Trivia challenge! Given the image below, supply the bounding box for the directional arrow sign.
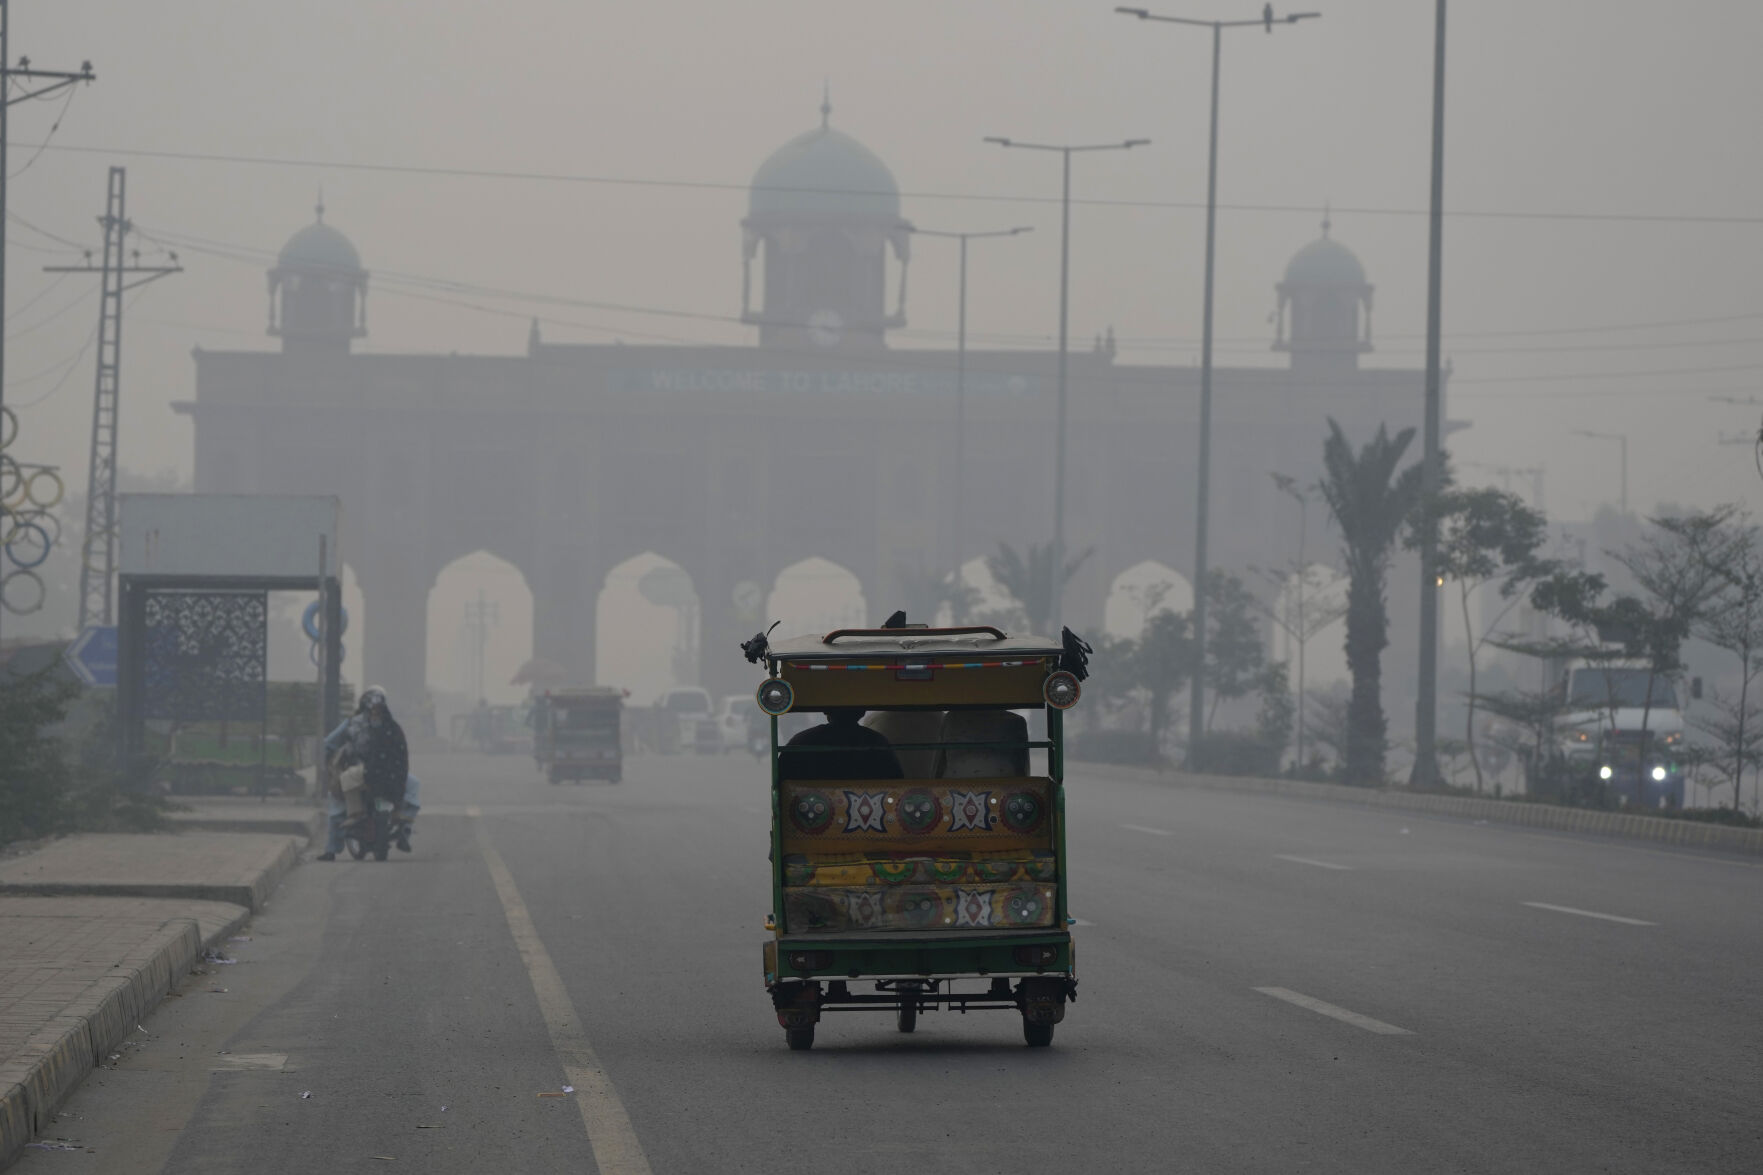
[65,625,118,688]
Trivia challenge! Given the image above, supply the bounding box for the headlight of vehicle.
[755,678,794,716]
[1044,671,1082,710]
[1663,731,1682,746]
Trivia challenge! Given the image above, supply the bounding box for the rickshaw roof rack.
[769,628,1065,661]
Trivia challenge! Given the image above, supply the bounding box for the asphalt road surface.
[20,750,1762,1174]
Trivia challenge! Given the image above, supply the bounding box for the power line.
[134,218,1763,364]
[29,139,1763,227]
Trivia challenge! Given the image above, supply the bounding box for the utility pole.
[0,1,94,642]
[911,225,1033,573]
[1411,0,1449,789]
[983,136,1147,627]
[47,167,180,628]
[1116,4,1320,768]
[464,589,499,701]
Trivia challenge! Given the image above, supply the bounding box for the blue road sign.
[65,625,118,688]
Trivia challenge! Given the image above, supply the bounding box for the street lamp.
[1572,430,1628,516]
[1115,4,1319,768]
[983,136,1148,626]
[912,225,1034,572]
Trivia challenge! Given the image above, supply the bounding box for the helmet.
[359,686,389,712]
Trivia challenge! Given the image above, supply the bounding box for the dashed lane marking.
[1522,901,1656,926]
[1273,854,1352,871]
[1121,823,1175,837]
[474,809,654,1175]
[1254,987,1414,1035]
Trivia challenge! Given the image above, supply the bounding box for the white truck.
[1552,659,1695,809]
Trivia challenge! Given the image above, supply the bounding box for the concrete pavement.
[0,822,310,1167]
[9,750,1762,1172]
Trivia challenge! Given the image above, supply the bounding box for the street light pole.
[1273,473,1310,768]
[1413,0,1449,790]
[983,137,1148,628]
[913,225,1034,575]
[1116,5,1319,767]
[1572,430,1628,516]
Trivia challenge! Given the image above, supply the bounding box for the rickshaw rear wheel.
[785,1026,815,1051]
[896,1001,917,1033]
[1023,1021,1054,1048]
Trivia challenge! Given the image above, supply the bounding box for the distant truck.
[1550,659,1696,809]
[531,687,624,784]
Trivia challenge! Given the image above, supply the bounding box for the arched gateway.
[178,109,1436,707]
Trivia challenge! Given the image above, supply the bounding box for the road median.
[1072,760,1763,857]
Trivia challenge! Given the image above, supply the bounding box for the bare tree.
[1660,506,1763,811]
[1408,486,1548,793]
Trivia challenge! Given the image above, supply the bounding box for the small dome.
[1283,232,1365,287]
[749,120,901,222]
[278,215,362,273]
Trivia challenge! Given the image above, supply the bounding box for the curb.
[0,836,300,913]
[0,904,251,1170]
[1072,761,1763,857]
[166,810,324,841]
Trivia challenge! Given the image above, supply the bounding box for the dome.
[277,215,362,273]
[1283,231,1365,287]
[749,119,901,222]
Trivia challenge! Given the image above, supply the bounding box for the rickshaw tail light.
[1044,671,1082,710]
[1013,945,1060,968]
[756,678,794,716]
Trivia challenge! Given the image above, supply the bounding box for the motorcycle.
[343,788,412,862]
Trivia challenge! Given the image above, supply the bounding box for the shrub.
[0,667,77,846]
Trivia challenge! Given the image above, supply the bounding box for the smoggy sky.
[6,0,1761,525]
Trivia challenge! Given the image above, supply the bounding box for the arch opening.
[768,557,868,635]
[1103,561,1192,641]
[597,553,700,706]
[426,552,535,733]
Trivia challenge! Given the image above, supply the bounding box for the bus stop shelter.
[115,494,342,788]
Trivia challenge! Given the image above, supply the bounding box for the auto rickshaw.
[745,622,1090,1049]
[533,687,624,783]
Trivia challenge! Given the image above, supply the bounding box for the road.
[20,750,1762,1174]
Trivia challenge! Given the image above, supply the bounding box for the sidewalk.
[0,832,301,911]
[0,825,309,1168]
[166,796,324,841]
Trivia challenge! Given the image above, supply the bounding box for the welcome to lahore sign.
[614,369,1039,397]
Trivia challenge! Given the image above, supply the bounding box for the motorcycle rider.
[316,686,411,861]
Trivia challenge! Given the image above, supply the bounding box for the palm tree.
[1318,419,1425,786]
[987,541,1094,636]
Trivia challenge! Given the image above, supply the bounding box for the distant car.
[656,686,720,754]
[716,695,762,753]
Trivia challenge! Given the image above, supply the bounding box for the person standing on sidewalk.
[317,687,412,861]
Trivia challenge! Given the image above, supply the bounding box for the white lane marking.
[1522,901,1656,926]
[1273,854,1352,871]
[1121,823,1175,837]
[475,816,654,1175]
[1254,987,1413,1036]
